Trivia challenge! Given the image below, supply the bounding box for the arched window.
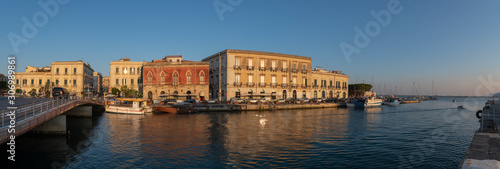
[235,89,241,98]
[282,90,287,99]
[314,91,317,98]
[186,70,192,84]
[172,71,179,85]
[199,71,205,84]
[160,71,165,84]
[302,90,306,98]
[147,71,153,85]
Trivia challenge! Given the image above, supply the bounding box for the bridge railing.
[1,96,84,128]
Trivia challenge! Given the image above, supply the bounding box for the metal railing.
[1,96,84,128]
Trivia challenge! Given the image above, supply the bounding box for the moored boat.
[347,97,383,108]
[154,105,197,114]
[383,98,400,106]
[400,97,420,104]
[105,98,153,115]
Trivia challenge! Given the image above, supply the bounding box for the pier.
[460,101,500,168]
[176,102,343,112]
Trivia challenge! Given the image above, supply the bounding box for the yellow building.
[109,58,144,92]
[15,60,96,97]
[202,49,348,102]
[103,76,110,92]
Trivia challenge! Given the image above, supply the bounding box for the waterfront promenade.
[460,101,500,168]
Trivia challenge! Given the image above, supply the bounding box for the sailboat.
[401,82,420,104]
[429,80,438,100]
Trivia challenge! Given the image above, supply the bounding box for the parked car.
[249,98,259,104]
[163,99,177,105]
[327,98,336,102]
[52,87,69,99]
[313,98,323,102]
[302,97,310,103]
[285,98,296,104]
[277,98,286,103]
[184,99,197,104]
[260,98,271,103]
[206,99,217,104]
[233,98,244,104]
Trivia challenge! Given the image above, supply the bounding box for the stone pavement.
[460,133,500,168]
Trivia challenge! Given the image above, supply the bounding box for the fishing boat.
[346,97,383,108]
[383,98,400,106]
[105,98,153,115]
[400,97,420,104]
[453,99,457,102]
[154,105,197,114]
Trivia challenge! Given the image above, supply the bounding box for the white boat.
[346,97,383,108]
[383,98,400,106]
[105,98,153,115]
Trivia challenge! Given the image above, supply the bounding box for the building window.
[65,68,68,74]
[314,79,318,85]
[236,75,240,82]
[235,58,240,66]
[272,76,276,83]
[138,79,140,85]
[64,80,67,85]
[293,77,297,84]
[116,79,119,85]
[73,80,76,85]
[122,79,126,85]
[200,73,205,83]
[73,68,77,74]
[293,63,296,70]
[272,61,276,68]
[261,75,264,83]
[160,72,165,84]
[39,79,42,85]
[131,78,134,85]
[186,71,191,83]
[303,64,306,70]
[138,68,141,74]
[123,67,127,74]
[31,79,34,85]
[283,62,287,69]
[173,72,179,84]
[16,79,19,85]
[283,77,286,84]
[248,75,253,83]
[177,59,180,62]
[248,59,253,67]
[314,91,317,98]
[56,68,59,74]
[260,60,264,68]
[131,67,135,74]
[116,68,119,74]
[47,79,50,84]
[56,79,59,85]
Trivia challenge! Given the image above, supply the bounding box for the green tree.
[348,83,373,97]
[111,87,121,96]
[29,89,37,97]
[0,81,7,90]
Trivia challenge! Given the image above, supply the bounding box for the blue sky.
[2,0,500,96]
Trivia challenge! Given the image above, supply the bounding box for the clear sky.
[2,0,500,96]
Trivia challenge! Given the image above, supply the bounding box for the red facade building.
[142,55,209,101]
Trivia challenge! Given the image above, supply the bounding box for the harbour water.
[1,98,487,168]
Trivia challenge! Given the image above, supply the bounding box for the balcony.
[301,70,308,74]
[342,87,347,90]
[246,82,254,87]
[281,83,288,87]
[271,83,277,87]
[172,82,179,87]
[321,85,327,89]
[301,84,308,88]
[291,68,298,73]
[258,66,266,71]
[259,82,266,87]
[281,68,288,72]
[313,84,319,88]
[234,65,241,70]
[336,86,341,89]
[233,82,242,87]
[246,66,254,71]
[328,86,335,89]
[291,84,298,88]
[270,67,278,72]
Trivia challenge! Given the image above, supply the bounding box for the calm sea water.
[1,98,487,168]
